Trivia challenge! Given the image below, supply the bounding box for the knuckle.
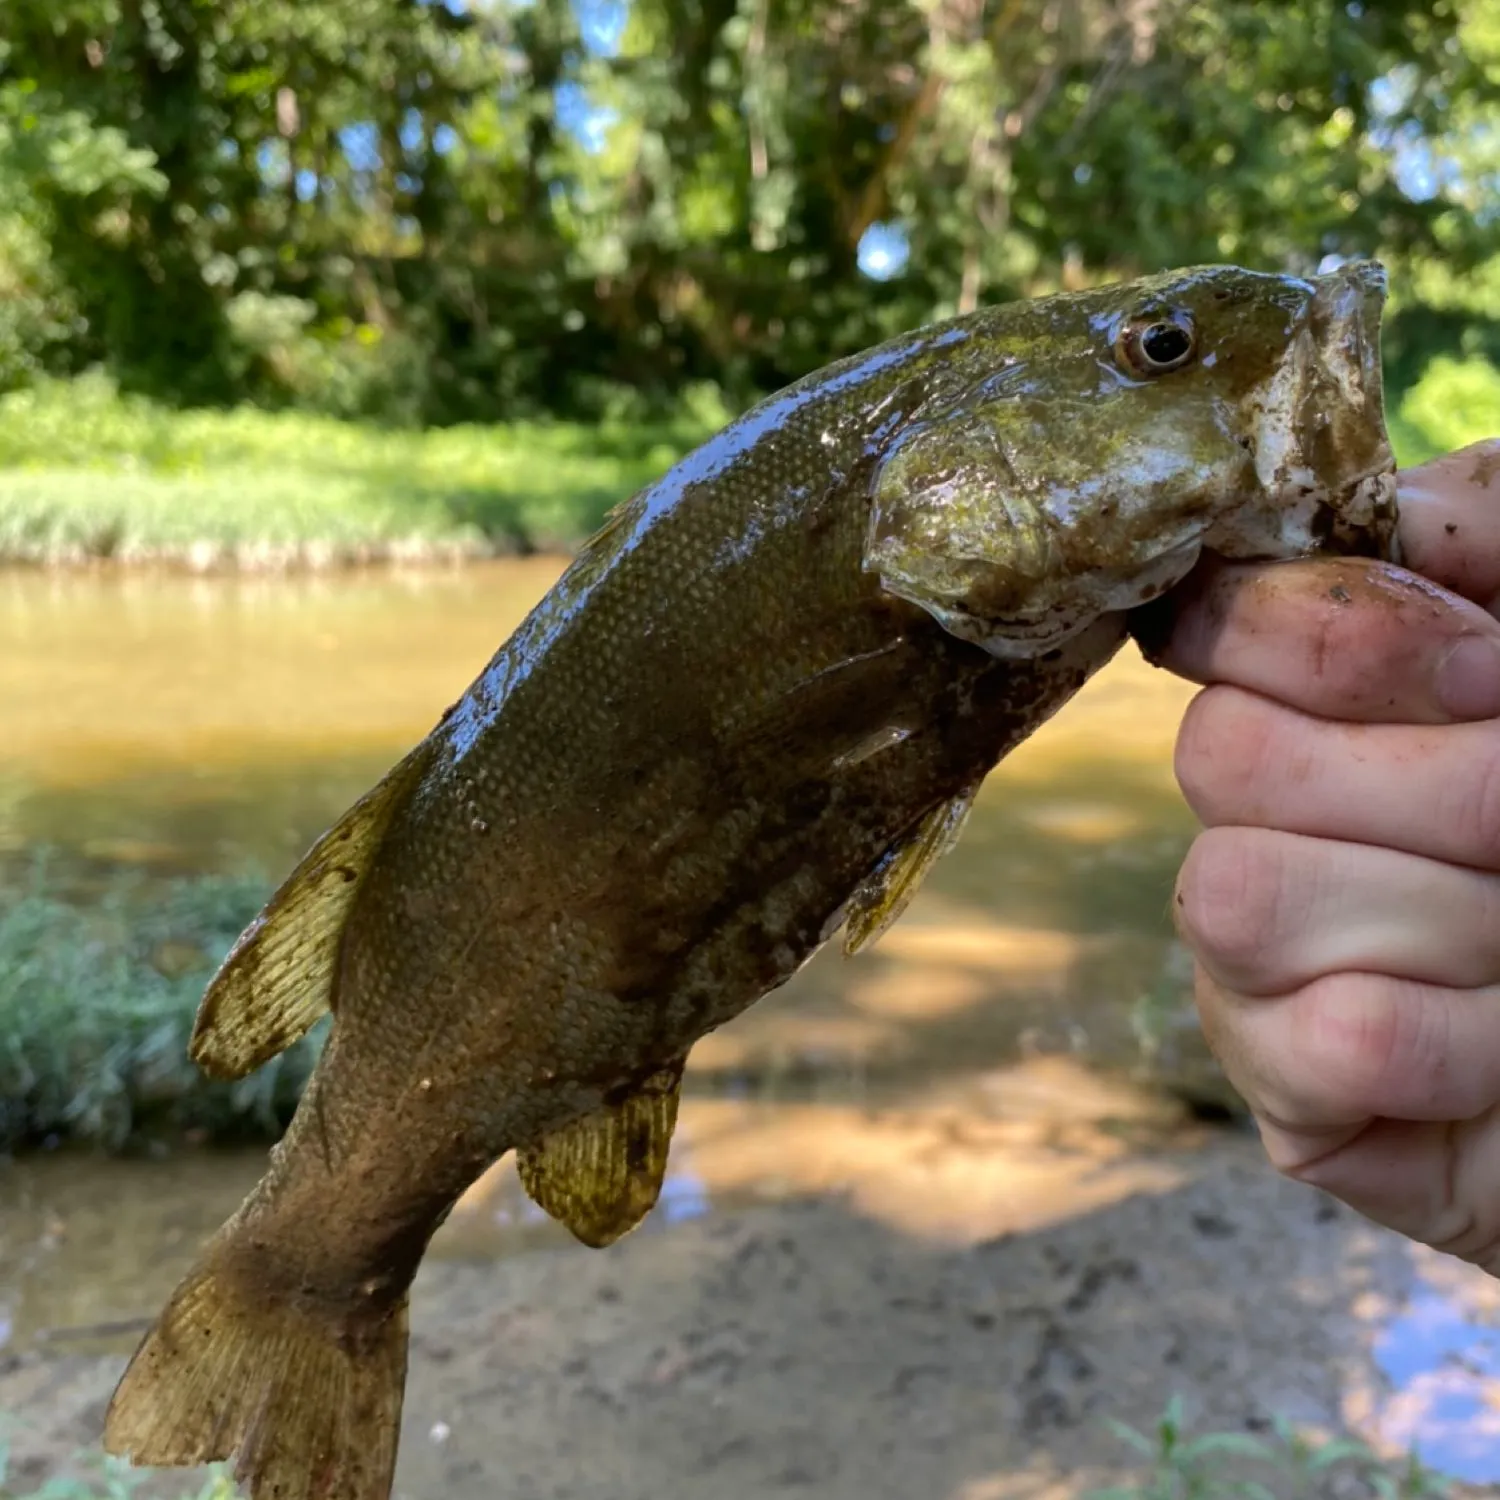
[1175,687,1279,821]
[1176,828,1291,987]
[1298,974,1450,1119]
[1188,969,1274,1115]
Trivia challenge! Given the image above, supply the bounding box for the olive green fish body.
[265,339,1135,1270]
[104,263,1398,1500]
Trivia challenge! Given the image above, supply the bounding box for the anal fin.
[517,1062,685,1248]
[190,737,436,1081]
[843,782,981,956]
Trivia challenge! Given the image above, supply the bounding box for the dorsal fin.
[189,738,436,1080]
[843,782,981,956]
[516,1062,686,1248]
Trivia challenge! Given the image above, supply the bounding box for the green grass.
[0,373,723,565]
[1087,1399,1456,1500]
[0,856,311,1152]
[0,356,1490,569]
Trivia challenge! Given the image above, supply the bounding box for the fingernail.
[1435,634,1500,719]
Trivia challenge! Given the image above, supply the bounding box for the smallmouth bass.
[104,263,1397,1500]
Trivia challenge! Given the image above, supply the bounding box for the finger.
[1396,439,1500,611]
[1176,685,1500,871]
[1194,968,1500,1138]
[1147,554,1500,724]
[1284,1113,1500,1274]
[1176,827,1500,995]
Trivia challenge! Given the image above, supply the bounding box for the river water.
[0,562,1496,1493]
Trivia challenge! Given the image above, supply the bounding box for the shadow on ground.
[3,1134,1488,1499]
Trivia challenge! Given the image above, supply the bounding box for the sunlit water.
[1,562,1496,1484]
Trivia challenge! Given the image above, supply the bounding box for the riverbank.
[0,376,718,567]
[2,1129,1487,1499]
[0,371,1475,569]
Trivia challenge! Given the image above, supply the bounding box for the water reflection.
[1358,1247,1500,1483]
[0,562,564,876]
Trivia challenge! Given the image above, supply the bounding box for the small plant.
[1086,1397,1453,1500]
[0,854,319,1151]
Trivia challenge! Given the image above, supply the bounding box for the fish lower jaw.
[936,537,1204,661]
[1202,465,1399,565]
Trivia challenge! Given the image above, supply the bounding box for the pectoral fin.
[843,783,981,956]
[517,1062,686,1248]
[189,738,436,1081]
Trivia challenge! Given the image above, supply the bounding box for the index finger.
[1134,440,1500,725]
[1138,553,1500,725]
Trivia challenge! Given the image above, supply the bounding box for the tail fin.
[103,1249,408,1500]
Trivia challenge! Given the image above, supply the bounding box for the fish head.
[866,261,1397,658]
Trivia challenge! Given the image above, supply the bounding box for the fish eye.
[1116,315,1197,377]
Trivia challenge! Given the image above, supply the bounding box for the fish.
[103,261,1397,1500]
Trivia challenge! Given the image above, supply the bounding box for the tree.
[0,0,1495,420]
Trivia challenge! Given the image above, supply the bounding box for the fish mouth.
[932,536,1207,661]
[1305,262,1392,490]
[1000,264,1399,659]
[1203,258,1398,568]
[1292,259,1399,563]
[877,262,1398,665]
[1311,261,1385,419]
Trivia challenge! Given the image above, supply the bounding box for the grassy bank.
[0,858,308,1152]
[0,375,723,567]
[0,360,1491,569]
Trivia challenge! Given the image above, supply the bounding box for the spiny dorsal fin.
[517,1062,686,1248]
[189,738,436,1081]
[843,782,981,956]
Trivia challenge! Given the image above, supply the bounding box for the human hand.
[1156,439,1500,1273]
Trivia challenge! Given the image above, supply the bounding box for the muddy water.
[2,563,1498,1492]
[0,563,1219,1100]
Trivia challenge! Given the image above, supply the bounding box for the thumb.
[1396,439,1500,613]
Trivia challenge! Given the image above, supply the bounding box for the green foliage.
[0,373,716,562]
[1087,1398,1454,1500]
[0,0,1494,423]
[1394,354,1500,465]
[0,854,317,1150]
[0,200,76,393]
